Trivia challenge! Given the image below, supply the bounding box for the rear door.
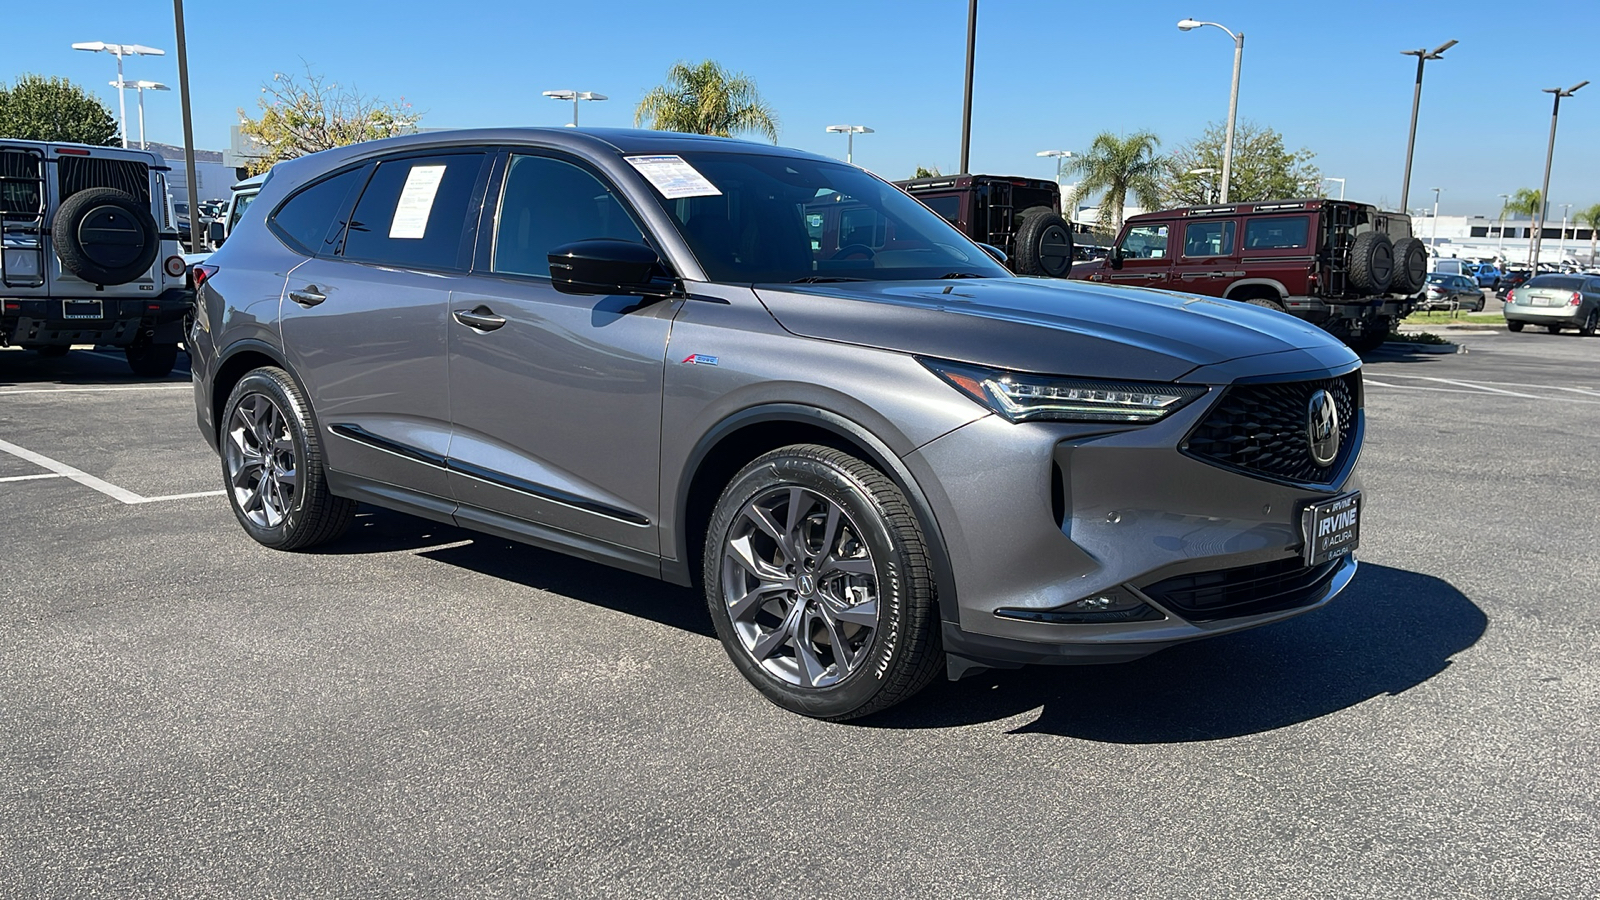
[1239,213,1314,296]
[1171,216,1238,297]
[1107,219,1175,288]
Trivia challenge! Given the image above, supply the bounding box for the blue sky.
[8,0,1597,217]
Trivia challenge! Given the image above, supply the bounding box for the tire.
[34,345,70,358]
[1347,232,1395,294]
[1390,237,1427,294]
[1243,296,1287,313]
[1507,321,1525,332]
[1546,325,1562,334]
[51,188,159,286]
[125,341,178,378]
[1580,309,1598,336]
[1011,206,1075,278]
[703,444,942,721]
[220,367,356,550]
[1345,319,1391,354]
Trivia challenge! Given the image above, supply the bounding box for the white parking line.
[0,472,67,483]
[1364,375,1600,404]
[0,436,222,504]
[0,385,192,396]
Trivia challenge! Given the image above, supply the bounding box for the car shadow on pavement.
[863,563,1485,740]
[0,347,192,386]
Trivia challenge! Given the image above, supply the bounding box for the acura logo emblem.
[1307,390,1340,466]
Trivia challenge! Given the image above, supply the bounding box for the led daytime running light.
[924,359,1205,423]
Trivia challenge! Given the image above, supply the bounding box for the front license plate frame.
[1301,492,1361,566]
[62,299,103,320]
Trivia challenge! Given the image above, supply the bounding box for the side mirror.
[977,242,1007,264]
[548,239,675,297]
[207,219,226,247]
[1109,248,1124,270]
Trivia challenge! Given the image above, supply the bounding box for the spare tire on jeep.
[51,187,159,286]
[1347,231,1395,294]
[1012,206,1075,278]
[1390,236,1428,294]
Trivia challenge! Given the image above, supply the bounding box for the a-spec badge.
[681,354,719,366]
[1307,389,1340,467]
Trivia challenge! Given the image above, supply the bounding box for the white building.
[1411,212,1595,267]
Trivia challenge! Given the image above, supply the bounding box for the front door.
[446,151,678,555]
[1108,220,1175,289]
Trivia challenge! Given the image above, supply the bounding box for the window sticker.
[625,155,722,199]
[389,164,448,239]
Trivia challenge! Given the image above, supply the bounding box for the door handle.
[453,305,507,331]
[288,286,326,307]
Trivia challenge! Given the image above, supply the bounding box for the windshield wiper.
[937,272,990,279]
[789,276,869,283]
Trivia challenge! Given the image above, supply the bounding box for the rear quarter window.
[1243,216,1309,250]
[269,167,367,256]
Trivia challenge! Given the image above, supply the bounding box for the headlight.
[922,358,1206,424]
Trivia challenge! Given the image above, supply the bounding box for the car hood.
[754,277,1353,382]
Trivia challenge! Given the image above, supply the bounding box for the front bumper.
[904,372,1362,672]
[1,288,193,347]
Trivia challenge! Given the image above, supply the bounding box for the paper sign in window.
[389,164,447,239]
[625,155,722,199]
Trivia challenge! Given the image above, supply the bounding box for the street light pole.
[542,90,608,127]
[1559,203,1572,265]
[1177,19,1243,203]
[1323,177,1346,200]
[959,0,977,174]
[171,1,201,253]
[110,80,169,149]
[1431,187,1442,248]
[1496,193,1510,259]
[1531,81,1588,269]
[72,41,166,148]
[1398,39,1457,214]
[826,125,874,164]
[1035,149,1072,185]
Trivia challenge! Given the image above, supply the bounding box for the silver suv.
[2,139,192,375]
[190,129,1365,720]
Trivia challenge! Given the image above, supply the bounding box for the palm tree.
[1502,187,1543,224]
[1063,131,1164,234]
[1575,203,1600,265]
[634,60,778,143]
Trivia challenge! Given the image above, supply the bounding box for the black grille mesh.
[1142,556,1341,622]
[1184,372,1360,484]
[58,156,150,205]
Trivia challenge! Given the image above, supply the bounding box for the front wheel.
[220,367,355,550]
[703,445,942,720]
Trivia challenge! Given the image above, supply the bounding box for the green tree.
[1159,121,1321,206]
[1575,203,1600,263]
[0,74,119,146]
[912,165,942,178]
[1503,187,1542,221]
[1063,131,1163,234]
[635,60,778,142]
[237,67,421,174]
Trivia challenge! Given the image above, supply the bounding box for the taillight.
[163,255,186,278]
[1570,291,1583,307]
[191,264,219,288]
[1504,289,1516,304]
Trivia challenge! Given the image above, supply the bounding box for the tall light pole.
[1496,193,1510,258]
[1323,177,1346,200]
[109,79,169,150]
[542,90,607,127]
[1187,167,1220,203]
[1431,187,1443,248]
[1035,149,1072,186]
[1531,81,1588,269]
[826,125,874,164]
[959,0,977,173]
[72,41,166,148]
[1558,203,1572,265]
[1177,19,1243,203]
[171,1,200,253]
[1398,39,1457,214]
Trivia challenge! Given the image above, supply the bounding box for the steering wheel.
[831,244,876,261]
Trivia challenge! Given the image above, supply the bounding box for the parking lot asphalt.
[2,335,1597,899]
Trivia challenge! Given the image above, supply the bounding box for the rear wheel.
[1242,296,1287,313]
[1580,309,1598,336]
[704,444,942,720]
[1546,325,1563,334]
[1345,320,1391,354]
[1507,321,1525,332]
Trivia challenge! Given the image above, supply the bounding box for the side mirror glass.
[207,219,226,246]
[977,242,1007,264]
[548,239,674,297]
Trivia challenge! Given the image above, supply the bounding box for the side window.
[342,153,486,270]
[269,167,366,255]
[491,154,645,278]
[1122,223,1169,259]
[839,206,887,249]
[1182,220,1236,257]
[1243,216,1310,250]
[921,195,961,226]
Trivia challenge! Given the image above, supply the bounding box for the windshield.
[635,152,1010,283]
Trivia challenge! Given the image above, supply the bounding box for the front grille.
[1183,372,1360,485]
[1141,556,1341,622]
[58,156,150,205]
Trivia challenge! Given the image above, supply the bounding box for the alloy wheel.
[721,486,880,688]
[224,392,298,529]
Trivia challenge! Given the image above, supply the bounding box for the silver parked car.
[189,129,1365,720]
[1503,274,1600,334]
[1417,272,1485,311]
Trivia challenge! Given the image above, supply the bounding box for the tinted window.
[1244,216,1310,249]
[922,195,960,225]
[491,155,645,278]
[1123,224,1169,258]
[1182,220,1235,257]
[342,153,485,270]
[271,168,365,255]
[1526,275,1585,290]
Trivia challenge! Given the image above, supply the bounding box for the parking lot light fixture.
[542,90,608,127]
[1398,39,1457,214]
[1431,187,1443,248]
[72,41,166,148]
[1497,193,1510,257]
[109,79,169,150]
[1036,149,1073,186]
[1531,81,1587,268]
[1186,167,1220,204]
[1323,176,1345,200]
[826,125,875,164]
[1177,19,1243,203]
